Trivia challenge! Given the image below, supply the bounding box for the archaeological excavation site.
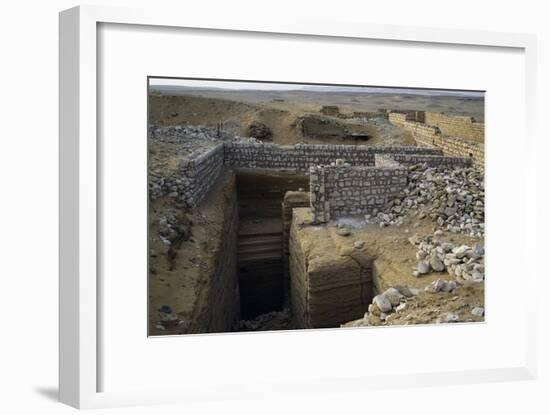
[148,80,486,335]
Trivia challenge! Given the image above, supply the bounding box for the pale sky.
[149,78,306,91]
[148,77,484,97]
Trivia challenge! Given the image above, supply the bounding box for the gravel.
[365,165,484,237]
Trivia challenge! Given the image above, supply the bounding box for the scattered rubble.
[342,278,485,328]
[247,121,272,141]
[364,165,484,237]
[233,308,292,332]
[408,233,485,281]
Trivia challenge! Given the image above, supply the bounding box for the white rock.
[394,285,414,297]
[417,261,430,274]
[353,240,365,249]
[383,288,404,306]
[472,270,484,281]
[442,280,457,292]
[425,279,446,293]
[437,313,460,323]
[471,307,485,317]
[429,252,446,272]
[395,303,408,312]
[416,250,428,260]
[373,294,392,313]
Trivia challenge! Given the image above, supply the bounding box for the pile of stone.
[233,308,291,332]
[369,285,418,321]
[149,172,196,202]
[354,277,484,326]
[157,211,189,246]
[148,124,225,146]
[365,164,484,237]
[409,233,485,282]
[247,121,272,141]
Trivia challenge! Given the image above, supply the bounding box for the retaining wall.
[177,143,224,207]
[424,112,484,142]
[391,153,472,168]
[172,140,457,208]
[434,136,484,168]
[309,163,408,223]
[225,142,376,171]
[391,117,484,169]
[224,141,442,172]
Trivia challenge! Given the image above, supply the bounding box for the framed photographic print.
[59,4,538,409]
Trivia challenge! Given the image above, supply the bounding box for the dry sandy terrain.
[148,86,485,334]
[149,87,483,146]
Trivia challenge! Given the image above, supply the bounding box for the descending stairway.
[237,218,284,319]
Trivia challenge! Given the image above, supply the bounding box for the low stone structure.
[424,111,484,142]
[390,153,472,168]
[389,114,484,169]
[177,143,224,207]
[152,129,476,215]
[320,105,340,116]
[224,141,443,172]
[309,161,408,223]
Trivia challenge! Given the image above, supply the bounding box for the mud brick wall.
[435,136,484,169]
[390,116,484,169]
[309,164,408,223]
[424,112,484,142]
[388,112,409,127]
[177,143,224,207]
[401,120,442,146]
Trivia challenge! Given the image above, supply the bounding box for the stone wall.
[388,112,409,127]
[177,143,224,207]
[424,112,484,142]
[401,120,441,146]
[309,163,408,223]
[173,140,458,208]
[224,141,442,173]
[391,154,472,168]
[390,116,484,169]
[225,142,376,171]
[434,136,484,169]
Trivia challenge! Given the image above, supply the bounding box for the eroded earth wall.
[186,173,240,333]
[289,208,372,328]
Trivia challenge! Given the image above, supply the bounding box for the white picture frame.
[59,4,538,409]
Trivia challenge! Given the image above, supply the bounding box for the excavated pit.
[235,169,309,320]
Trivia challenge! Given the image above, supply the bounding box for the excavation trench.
[235,169,309,320]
